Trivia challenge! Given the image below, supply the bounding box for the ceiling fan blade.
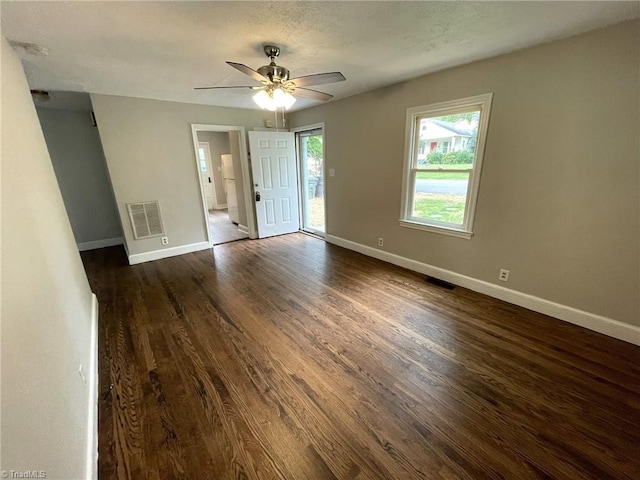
[288,72,345,88]
[226,62,269,83]
[292,87,333,101]
[194,85,260,90]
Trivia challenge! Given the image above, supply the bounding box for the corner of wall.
[86,294,99,480]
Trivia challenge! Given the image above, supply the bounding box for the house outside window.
[400,93,493,238]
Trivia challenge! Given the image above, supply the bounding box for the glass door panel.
[297,130,325,235]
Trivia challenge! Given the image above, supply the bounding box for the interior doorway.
[191,124,256,246]
[294,124,326,236]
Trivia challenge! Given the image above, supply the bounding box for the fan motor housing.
[257,64,290,83]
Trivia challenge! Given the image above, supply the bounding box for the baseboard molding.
[238,224,249,234]
[86,294,99,480]
[128,241,211,265]
[325,235,640,346]
[78,237,123,252]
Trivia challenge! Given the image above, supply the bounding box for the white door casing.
[191,124,257,242]
[197,142,216,210]
[248,131,299,238]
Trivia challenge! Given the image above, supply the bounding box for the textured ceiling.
[2,1,638,111]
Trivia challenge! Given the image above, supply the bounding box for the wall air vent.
[126,201,165,239]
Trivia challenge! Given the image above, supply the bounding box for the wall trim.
[325,234,640,346]
[86,294,99,480]
[128,241,210,265]
[238,224,249,234]
[78,236,123,252]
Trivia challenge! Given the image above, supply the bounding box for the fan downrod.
[258,45,289,82]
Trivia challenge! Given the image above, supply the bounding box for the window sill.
[399,220,473,239]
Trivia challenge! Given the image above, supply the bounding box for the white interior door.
[249,131,299,238]
[197,142,216,210]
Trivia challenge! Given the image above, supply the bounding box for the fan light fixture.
[252,86,296,111]
[195,44,346,110]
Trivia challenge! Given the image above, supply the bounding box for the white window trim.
[399,93,493,239]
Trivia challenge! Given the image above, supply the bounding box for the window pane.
[412,173,469,225]
[417,111,479,170]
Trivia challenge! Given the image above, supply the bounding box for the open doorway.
[294,124,326,236]
[191,124,256,246]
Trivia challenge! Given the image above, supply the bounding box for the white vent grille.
[127,201,165,239]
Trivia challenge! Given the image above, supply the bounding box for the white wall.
[37,106,122,248]
[289,21,640,331]
[91,94,268,258]
[196,130,230,207]
[1,36,97,479]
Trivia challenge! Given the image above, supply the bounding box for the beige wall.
[196,130,230,207]
[1,36,96,477]
[91,94,269,256]
[289,21,640,327]
[37,106,122,245]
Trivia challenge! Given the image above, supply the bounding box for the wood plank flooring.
[81,233,640,480]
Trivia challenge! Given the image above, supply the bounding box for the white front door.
[248,131,299,238]
[197,142,216,210]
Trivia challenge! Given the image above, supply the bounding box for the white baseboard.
[238,224,249,234]
[325,235,640,346]
[128,241,211,265]
[211,204,228,210]
[86,294,99,480]
[78,237,123,252]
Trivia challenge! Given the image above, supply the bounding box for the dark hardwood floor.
[82,233,640,480]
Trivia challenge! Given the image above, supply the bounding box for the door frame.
[291,122,326,236]
[197,141,225,210]
[191,124,257,244]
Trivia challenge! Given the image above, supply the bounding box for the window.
[400,93,492,238]
[198,147,207,172]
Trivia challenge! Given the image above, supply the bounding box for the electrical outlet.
[329,168,335,177]
[378,237,384,247]
[499,269,510,282]
[161,236,169,245]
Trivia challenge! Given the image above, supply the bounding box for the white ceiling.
[2,1,638,112]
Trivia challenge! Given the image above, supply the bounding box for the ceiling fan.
[195,45,346,110]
